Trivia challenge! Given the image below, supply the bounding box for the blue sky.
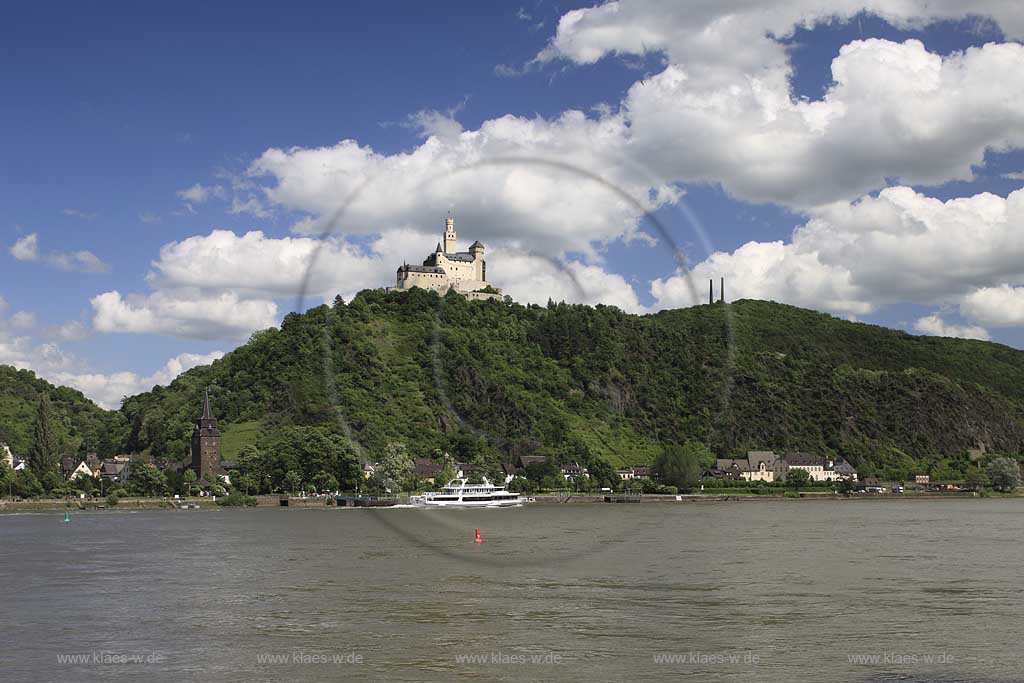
[2,1,1024,407]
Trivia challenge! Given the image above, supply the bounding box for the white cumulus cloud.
[913,314,990,341]
[652,187,1024,317]
[53,351,225,409]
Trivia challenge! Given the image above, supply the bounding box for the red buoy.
[474,528,482,543]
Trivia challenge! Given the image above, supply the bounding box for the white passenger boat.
[411,478,523,508]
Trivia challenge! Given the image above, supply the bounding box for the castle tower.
[469,240,485,281]
[190,389,222,482]
[444,214,456,254]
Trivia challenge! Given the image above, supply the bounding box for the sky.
[2,0,1024,408]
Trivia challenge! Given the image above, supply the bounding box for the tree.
[28,394,60,483]
[235,473,257,494]
[987,456,1021,492]
[435,459,457,487]
[284,470,303,495]
[182,468,198,496]
[15,470,44,498]
[0,459,13,498]
[786,468,811,490]
[965,467,990,491]
[379,442,413,491]
[312,471,338,493]
[652,442,706,492]
[507,477,532,493]
[164,467,182,495]
[131,463,165,497]
[588,459,618,490]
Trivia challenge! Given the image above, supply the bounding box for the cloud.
[46,319,91,342]
[246,110,678,256]
[621,38,1024,208]
[232,31,1024,282]
[10,311,35,330]
[1004,172,1024,181]
[88,228,410,341]
[404,108,465,141]
[960,285,1024,326]
[913,314,990,341]
[10,233,39,261]
[53,351,225,409]
[8,232,108,272]
[148,229,393,301]
[652,186,1024,317]
[50,250,108,273]
[62,208,96,220]
[90,289,278,341]
[138,211,161,224]
[537,1,1024,70]
[176,183,226,204]
[0,300,220,407]
[491,249,648,312]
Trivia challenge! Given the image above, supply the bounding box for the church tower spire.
[190,388,221,482]
[443,212,456,254]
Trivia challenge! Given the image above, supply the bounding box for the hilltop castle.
[392,216,502,300]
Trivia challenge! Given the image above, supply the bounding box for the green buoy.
[63,511,70,523]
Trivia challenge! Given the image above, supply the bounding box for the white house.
[777,453,858,482]
[68,461,94,480]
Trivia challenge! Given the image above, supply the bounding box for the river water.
[2,499,1023,682]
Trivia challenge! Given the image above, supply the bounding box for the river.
[2,499,1022,682]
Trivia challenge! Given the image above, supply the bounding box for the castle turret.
[469,240,485,281]
[444,214,456,254]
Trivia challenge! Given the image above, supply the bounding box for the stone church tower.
[190,390,222,481]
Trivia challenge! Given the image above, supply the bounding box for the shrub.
[216,492,258,507]
[106,494,119,507]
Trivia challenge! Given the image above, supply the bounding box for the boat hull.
[412,497,523,509]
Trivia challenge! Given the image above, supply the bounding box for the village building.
[413,457,444,484]
[60,456,94,481]
[714,451,781,482]
[190,390,222,481]
[776,453,858,482]
[515,455,547,470]
[560,462,588,481]
[2,442,13,470]
[99,461,129,483]
[392,216,501,300]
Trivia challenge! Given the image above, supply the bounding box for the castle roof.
[445,252,475,262]
[469,240,484,249]
[400,264,446,274]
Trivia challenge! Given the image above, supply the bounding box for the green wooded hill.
[0,365,127,458]
[114,289,1024,481]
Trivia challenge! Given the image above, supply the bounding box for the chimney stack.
[709,279,713,305]
[720,277,725,303]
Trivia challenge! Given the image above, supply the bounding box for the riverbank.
[4,490,1018,513]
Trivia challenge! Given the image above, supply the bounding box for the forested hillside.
[0,365,127,457]
[115,289,1024,482]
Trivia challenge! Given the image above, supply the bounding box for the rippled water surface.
[3,499,1023,682]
